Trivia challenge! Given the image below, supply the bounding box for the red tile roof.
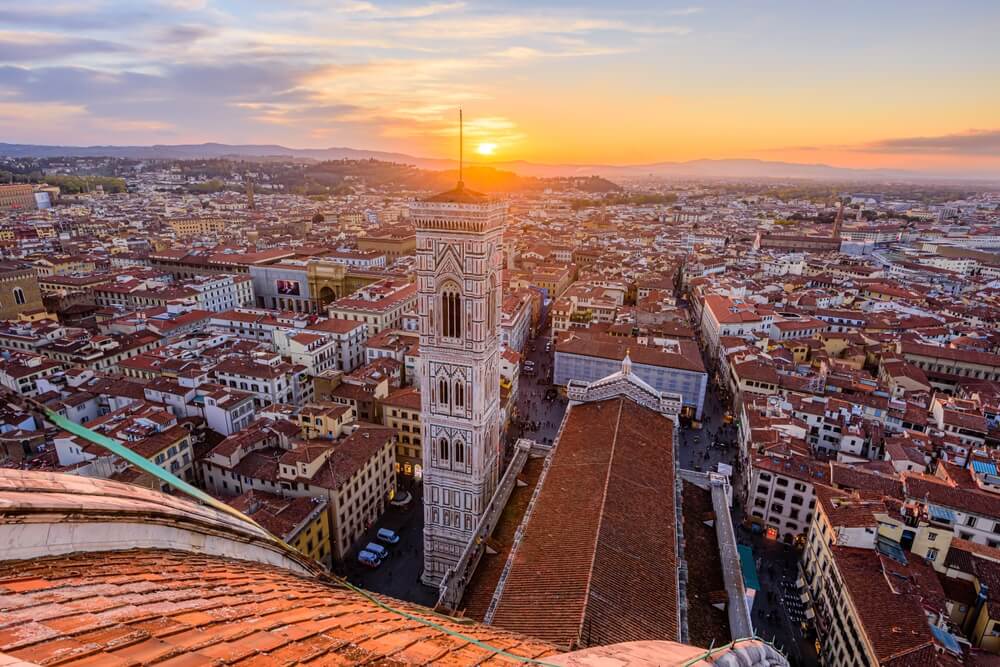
[490,397,679,648]
[0,549,557,666]
[829,546,936,665]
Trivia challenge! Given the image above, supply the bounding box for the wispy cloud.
[0,0,701,151]
[337,1,467,19]
[0,31,130,61]
[855,129,1000,156]
[666,6,703,16]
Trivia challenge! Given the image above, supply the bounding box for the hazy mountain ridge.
[1,142,993,182]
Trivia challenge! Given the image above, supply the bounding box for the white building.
[500,291,532,353]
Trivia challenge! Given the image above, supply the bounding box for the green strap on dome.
[43,406,267,530]
[36,402,560,665]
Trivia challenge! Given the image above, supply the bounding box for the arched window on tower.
[439,438,450,461]
[455,442,465,464]
[440,285,462,338]
[487,274,496,332]
[12,287,25,306]
[454,381,464,408]
[439,378,449,405]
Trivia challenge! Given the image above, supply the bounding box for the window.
[487,274,497,332]
[966,516,977,528]
[455,443,464,464]
[776,478,788,487]
[454,381,464,408]
[439,378,449,404]
[441,287,462,338]
[926,548,939,562]
[439,438,449,460]
[13,287,25,305]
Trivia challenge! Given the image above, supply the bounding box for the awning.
[738,544,761,591]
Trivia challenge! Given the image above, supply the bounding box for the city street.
[678,377,816,665]
[676,376,738,473]
[681,335,818,665]
[741,530,818,666]
[508,326,568,447]
[340,486,438,607]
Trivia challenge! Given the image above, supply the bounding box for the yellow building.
[229,490,333,569]
[31,255,97,277]
[168,217,227,237]
[0,184,36,211]
[380,386,422,478]
[801,489,938,666]
[295,402,355,439]
[357,229,416,258]
[0,261,45,321]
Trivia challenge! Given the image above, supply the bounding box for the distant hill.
[0,142,451,168]
[1,142,993,182]
[284,162,621,196]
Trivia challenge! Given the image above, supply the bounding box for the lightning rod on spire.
[458,108,464,189]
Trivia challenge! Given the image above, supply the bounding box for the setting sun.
[476,142,497,156]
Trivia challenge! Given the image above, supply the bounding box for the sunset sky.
[1,0,998,174]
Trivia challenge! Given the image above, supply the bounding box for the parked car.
[389,491,412,507]
[358,550,381,568]
[377,528,400,544]
[365,542,389,559]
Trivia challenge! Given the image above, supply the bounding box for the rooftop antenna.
[458,108,464,189]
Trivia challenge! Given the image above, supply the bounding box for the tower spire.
[458,108,464,190]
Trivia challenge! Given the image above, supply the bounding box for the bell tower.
[413,114,506,585]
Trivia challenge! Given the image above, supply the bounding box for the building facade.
[413,183,506,585]
[0,261,44,320]
[0,184,36,211]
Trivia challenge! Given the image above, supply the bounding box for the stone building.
[413,181,506,585]
[0,261,44,320]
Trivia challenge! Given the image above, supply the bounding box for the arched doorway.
[319,285,336,305]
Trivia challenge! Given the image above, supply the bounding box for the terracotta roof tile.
[0,549,557,666]
[490,398,679,649]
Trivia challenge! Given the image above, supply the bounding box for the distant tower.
[831,197,844,238]
[244,173,256,211]
[413,111,507,585]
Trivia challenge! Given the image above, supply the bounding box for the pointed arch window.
[454,381,464,408]
[439,438,450,461]
[487,274,497,332]
[455,443,465,464]
[439,378,449,405]
[441,285,462,338]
